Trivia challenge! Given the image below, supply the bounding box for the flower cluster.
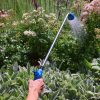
[95,28,100,39]
[12,21,19,27]
[80,0,100,22]
[23,30,36,37]
[0,22,5,28]
[0,10,9,18]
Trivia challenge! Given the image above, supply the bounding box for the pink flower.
[84,4,94,12]
[80,0,100,22]
[81,11,88,18]
[91,0,100,7]
[80,11,88,23]
[0,10,9,18]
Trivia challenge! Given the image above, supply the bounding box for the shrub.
[0,8,79,71]
[85,13,100,58]
[0,7,99,72]
[0,8,60,67]
[0,62,100,100]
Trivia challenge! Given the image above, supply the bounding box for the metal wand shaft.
[41,13,68,67]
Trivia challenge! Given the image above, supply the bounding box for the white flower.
[45,14,49,18]
[0,23,5,27]
[38,18,45,23]
[24,30,36,37]
[29,19,36,24]
[12,21,19,27]
[22,13,29,18]
[50,13,56,17]
[20,20,24,24]
[92,59,98,66]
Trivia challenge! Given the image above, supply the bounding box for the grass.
[0,0,33,18]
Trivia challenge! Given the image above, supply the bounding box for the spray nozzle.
[67,12,75,20]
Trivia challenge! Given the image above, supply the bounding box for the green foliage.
[0,8,81,71]
[0,8,60,66]
[0,63,100,100]
[0,9,99,72]
[84,13,100,59]
[0,1,99,72]
[0,0,33,18]
[0,63,32,100]
[0,1,100,100]
[49,12,100,71]
[50,33,80,71]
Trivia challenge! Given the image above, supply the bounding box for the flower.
[20,20,25,24]
[95,28,100,39]
[24,30,36,37]
[95,28,100,34]
[38,18,45,24]
[22,13,29,18]
[29,19,36,24]
[81,11,88,18]
[12,21,19,27]
[49,13,56,20]
[96,34,100,39]
[32,19,36,23]
[80,0,100,22]
[0,23,5,27]
[37,7,45,13]
[84,4,94,12]
[0,10,9,19]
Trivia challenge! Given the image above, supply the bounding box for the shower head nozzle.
[67,12,75,20]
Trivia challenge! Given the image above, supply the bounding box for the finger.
[41,85,44,90]
[39,86,44,94]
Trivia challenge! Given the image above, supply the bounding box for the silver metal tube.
[41,13,68,67]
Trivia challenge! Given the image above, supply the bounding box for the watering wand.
[33,12,75,80]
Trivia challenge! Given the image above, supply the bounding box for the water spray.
[67,13,86,44]
[33,12,85,80]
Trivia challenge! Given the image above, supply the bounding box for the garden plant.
[0,0,100,100]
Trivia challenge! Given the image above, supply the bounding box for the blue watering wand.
[33,12,75,80]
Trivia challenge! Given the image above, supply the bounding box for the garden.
[0,0,100,100]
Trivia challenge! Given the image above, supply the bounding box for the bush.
[85,13,100,58]
[0,8,99,72]
[0,8,79,71]
[0,63,100,100]
[0,8,60,67]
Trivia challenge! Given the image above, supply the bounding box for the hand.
[27,79,44,100]
[28,79,44,94]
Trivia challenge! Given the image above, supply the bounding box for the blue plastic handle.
[33,68,43,80]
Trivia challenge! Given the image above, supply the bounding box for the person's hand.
[28,79,44,94]
[27,79,44,100]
